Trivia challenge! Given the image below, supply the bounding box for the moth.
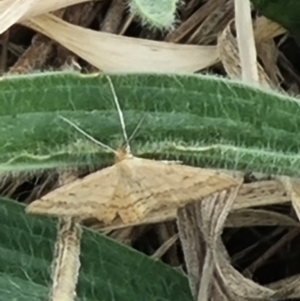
[26,77,238,226]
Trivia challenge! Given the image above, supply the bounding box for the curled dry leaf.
[215,242,300,300]
[177,176,300,301]
[177,183,242,300]
[267,274,300,299]
[199,186,241,301]
[209,180,300,300]
[21,13,220,73]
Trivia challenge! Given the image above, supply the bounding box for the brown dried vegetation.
[3,0,300,300]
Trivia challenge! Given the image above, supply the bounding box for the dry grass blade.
[21,13,219,73]
[253,17,286,86]
[101,0,127,33]
[215,241,300,300]
[226,209,299,228]
[232,179,288,209]
[188,0,234,45]
[165,0,228,43]
[282,177,300,221]
[48,171,82,301]
[50,217,82,301]
[20,0,94,21]
[256,40,283,87]
[254,16,286,42]
[150,233,179,259]
[0,0,38,34]
[217,20,276,89]
[234,0,259,84]
[177,203,205,299]
[0,0,95,34]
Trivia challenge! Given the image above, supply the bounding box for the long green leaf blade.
[2,72,300,176]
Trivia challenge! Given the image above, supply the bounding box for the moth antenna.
[59,115,117,155]
[128,115,146,145]
[106,76,131,153]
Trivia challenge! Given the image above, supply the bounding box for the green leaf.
[129,0,178,30]
[2,71,300,177]
[0,198,192,301]
[251,0,300,43]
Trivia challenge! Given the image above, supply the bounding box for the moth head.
[115,146,133,162]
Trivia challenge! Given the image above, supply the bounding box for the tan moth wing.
[26,164,120,224]
[114,156,239,223]
[26,156,238,225]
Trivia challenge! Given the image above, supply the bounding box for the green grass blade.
[2,71,300,176]
[0,198,192,301]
